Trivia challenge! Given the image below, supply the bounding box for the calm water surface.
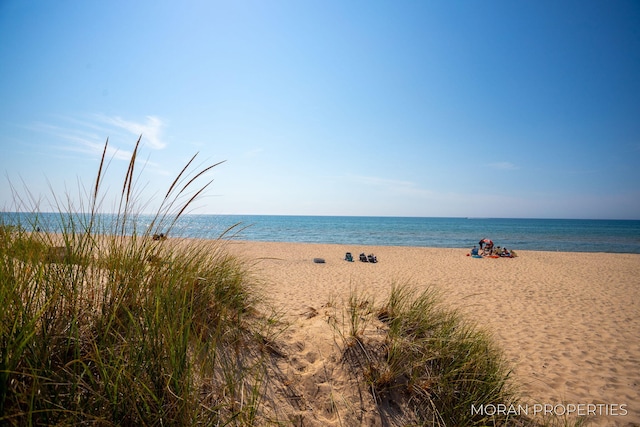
[4,213,638,254]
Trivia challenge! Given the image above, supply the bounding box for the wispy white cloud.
[67,138,134,162]
[487,161,518,170]
[31,114,168,162]
[31,114,167,160]
[95,115,167,150]
[29,121,132,161]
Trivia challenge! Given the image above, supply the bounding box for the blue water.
[3,213,640,254]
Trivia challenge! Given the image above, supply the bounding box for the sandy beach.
[224,241,640,426]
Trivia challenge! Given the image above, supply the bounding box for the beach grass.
[0,139,280,425]
[329,285,517,426]
[328,285,589,427]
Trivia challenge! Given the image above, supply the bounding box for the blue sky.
[1,1,639,219]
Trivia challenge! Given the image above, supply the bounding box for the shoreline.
[6,212,639,254]
[222,240,640,426]
[220,238,638,255]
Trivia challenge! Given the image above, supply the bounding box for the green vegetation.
[329,285,518,426]
[329,285,589,427]
[0,139,278,425]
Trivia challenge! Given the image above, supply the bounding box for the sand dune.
[224,241,640,426]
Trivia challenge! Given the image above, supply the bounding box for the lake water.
[4,213,639,254]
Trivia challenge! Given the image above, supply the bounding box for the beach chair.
[344,252,354,262]
[359,253,368,262]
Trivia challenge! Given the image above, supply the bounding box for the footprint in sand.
[305,351,318,364]
[292,357,308,373]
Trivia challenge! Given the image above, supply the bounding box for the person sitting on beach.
[471,246,479,256]
[481,242,491,255]
[501,247,511,257]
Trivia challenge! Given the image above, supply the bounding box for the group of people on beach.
[470,238,515,258]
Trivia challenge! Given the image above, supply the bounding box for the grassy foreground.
[1,140,280,425]
[1,140,586,426]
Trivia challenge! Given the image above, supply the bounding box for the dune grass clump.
[333,284,522,426]
[0,139,279,426]
[382,285,518,425]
